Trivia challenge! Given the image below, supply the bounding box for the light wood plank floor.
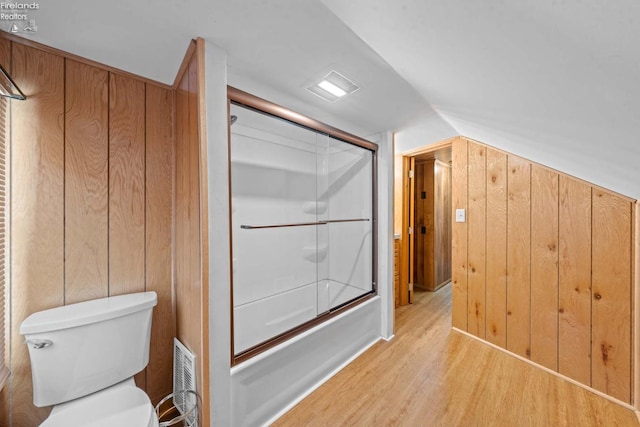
[274,284,639,426]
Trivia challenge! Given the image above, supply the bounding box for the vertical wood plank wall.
[591,192,632,401]
[434,161,452,288]
[3,40,65,426]
[414,159,452,292]
[558,176,592,386]
[451,139,468,330]
[65,60,110,304]
[174,40,209,426]
[530,166,559,370]
[467,145,486,338]
[394,238,400,308]
[451,136,635,404]
[1,38,175,426]
[485,149,507,347]
[414,160,434,290]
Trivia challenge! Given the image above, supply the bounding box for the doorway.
[396,140,453,306]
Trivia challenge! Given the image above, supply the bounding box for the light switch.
[455,209,466,223]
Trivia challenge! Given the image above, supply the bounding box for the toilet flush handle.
[25,339,53,349]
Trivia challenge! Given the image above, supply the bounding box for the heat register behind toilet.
[173,338,198,427]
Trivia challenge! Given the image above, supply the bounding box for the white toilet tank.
[19,291,158,407]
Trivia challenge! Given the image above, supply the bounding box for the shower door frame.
[227,86,379,365]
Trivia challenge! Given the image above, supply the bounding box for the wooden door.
[399,156,415,305]
[414,160,435,290]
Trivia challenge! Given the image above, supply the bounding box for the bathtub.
[231,295,381,426]
[234,280,372,354]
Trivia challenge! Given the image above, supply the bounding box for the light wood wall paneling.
[451,137,468,330]
[558,176,592,385]
[145,84,175,403]
[467,143,486,338]
[506,155,531,359]
[399,156,411,306]
[408,156,415,301]
[175,58,190,351]
[64,60,109,304]
[413,161,424,288]
[194,37,209,426]
[175,46,208,418]
[449,136,636,403]
[9,42,65,427]
[187,55,204,402]
[591,191,632,403]
[1,37,177,425]
[414,160,434,290]
[175,46,206,425]
[394,239,400,308]
[530,165,559,370]
[108,72,146,389]
[435,161,452,287]
[485,148,507,348]
[393,153,403,235]
[108,73,146,295]
[634,202,640,409]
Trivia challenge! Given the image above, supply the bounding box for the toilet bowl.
[20,291,159,426]
[42,378,158,427]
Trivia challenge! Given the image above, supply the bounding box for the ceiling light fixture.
[307,70,359,103]
[318,80,346,98]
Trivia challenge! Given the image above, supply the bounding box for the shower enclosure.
[228,87,377,362]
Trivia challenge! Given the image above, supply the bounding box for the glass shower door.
[229,100,376,359]
[230,104,321,354]
[324,136,373,311]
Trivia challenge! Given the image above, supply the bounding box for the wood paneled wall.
[174,39,210,426]
[0,36,175,426]
[414,159,452,291]
[451,136,636,404]
[394,238,400,308]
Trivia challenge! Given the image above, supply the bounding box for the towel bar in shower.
[240,218,370,230]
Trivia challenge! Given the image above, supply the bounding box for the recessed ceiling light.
[307,70,359,103]
[318,80,347,97]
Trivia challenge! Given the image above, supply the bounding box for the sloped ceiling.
[12,0,436,136]
[323,0,640,199]
[7,0,640,198]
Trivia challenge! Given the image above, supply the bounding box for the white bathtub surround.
[230,297,381,427]
[230,103,375,356]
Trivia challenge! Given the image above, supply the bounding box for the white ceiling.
[14,0,434,136]
[323,0,640,198]
[9,0,640,198]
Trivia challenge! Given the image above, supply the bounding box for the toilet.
[19,291,159,427]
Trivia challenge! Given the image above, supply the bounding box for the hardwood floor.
[273,285,639,426]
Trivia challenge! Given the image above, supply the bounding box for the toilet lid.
[42,381,157,427]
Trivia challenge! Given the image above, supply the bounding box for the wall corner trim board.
[174,37,210,427]
[451,135,638,405]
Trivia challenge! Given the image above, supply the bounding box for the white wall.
[203,40,232,427]
[371,132,395,340]
[207,44,394,424]
[394,113,458,154]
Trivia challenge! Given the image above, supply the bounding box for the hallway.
[274,285,639,426]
